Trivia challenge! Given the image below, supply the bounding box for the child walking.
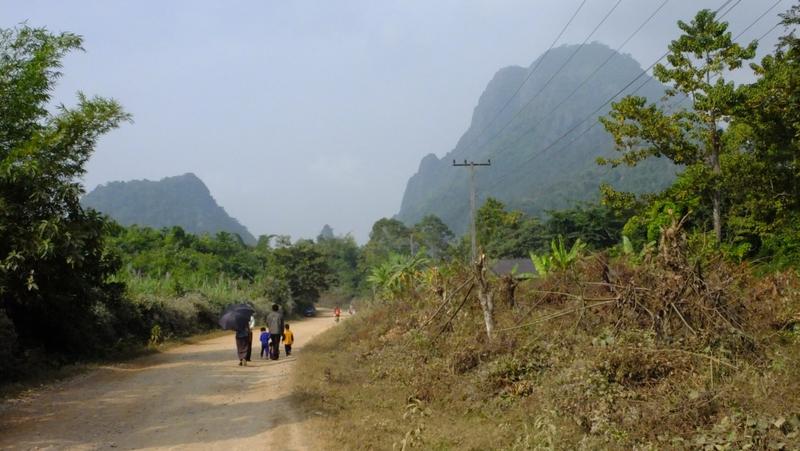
[283,324,294,356]
[259,327,270,359]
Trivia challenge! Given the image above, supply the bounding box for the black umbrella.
[219,303,255,331]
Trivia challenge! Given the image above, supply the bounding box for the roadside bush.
[297,227,800,449]
[0,309,18,380]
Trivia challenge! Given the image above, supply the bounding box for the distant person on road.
[266,304,284,360]
[283,324,294,356]
[334,305,341,322]
[259,327,270,359]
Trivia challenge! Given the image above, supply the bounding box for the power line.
[460,0,589,154]
[757,20,785,42]
[667,0,785,111]
[719,0,743,20]
[465,0,625,159]
[433,0,742,221]
[437,0,629,197]
[482,0,670,162]
[735,0,784,40]
[481,0,746,191]
[484,74,656,192]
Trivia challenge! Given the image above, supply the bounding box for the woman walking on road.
[235,324,250,366]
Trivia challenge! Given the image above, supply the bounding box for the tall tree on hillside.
[361,218,411,268]
[474,197,547,258]
[317,224,335,241]
[411,215,454,260]
[599,9,756,241]
[0,26,130,355]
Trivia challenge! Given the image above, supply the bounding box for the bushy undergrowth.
[0,270,273,384]
[296,245,800,449]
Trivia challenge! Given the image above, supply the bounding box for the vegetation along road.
[0,312,336,450]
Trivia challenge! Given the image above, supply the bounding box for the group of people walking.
[234,304,294,366]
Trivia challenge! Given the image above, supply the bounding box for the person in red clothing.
[334,305,341,322]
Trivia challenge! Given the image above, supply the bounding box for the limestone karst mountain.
[82,173,256,244]
[397,43,677,233]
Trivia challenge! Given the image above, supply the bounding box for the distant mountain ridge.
[82,173,256,244]
[397,43,677,233]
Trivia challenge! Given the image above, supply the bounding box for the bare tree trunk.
[710,120,722,242]
[501,274,518,308]
[707,63,723,243]
[474,253,495,340]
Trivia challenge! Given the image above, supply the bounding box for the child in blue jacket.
[259,327,270,359]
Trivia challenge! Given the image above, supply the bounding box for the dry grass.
[294,248,800,450]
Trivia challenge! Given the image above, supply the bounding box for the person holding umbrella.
[219,303,256,366]
[235,325,250,366]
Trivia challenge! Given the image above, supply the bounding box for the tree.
[317,224,335,241]
[0,26,131,355]
[475,198,524,258]
[411,214,454,260]
[545,203,630,250]
[599,9,756,241]
[474,198,546,258]
[316,233,364,296]
[722,4,800,263]
[271,239,333,309]
[361,218,411,268]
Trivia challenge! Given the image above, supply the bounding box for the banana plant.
[550,235,586,271]
[528,251,553,277]
[528,235,585,276]
[621,235,656,263]
[367,253,430,299]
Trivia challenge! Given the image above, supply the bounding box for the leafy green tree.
[723,4,800,264]
[317,224,335,241]
[316,233,364,296]
[0,26,131,355]
[476,198,521,249]
[255,234,277,252]
[361,218,411,268]
[271,239,333,309]
[599,9,757,241]
[544,203,631,250]
[411,214,454,260]
[474,198,547,258]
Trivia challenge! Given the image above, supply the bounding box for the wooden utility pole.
[452,159,491,263]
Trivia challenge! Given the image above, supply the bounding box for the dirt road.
[0,311,336,450]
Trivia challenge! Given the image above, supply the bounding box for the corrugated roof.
[490,258,536,276]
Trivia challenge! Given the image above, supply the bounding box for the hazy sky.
[2,1,788,242]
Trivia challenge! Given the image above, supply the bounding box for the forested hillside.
[397,43,677,233]
[82,173,256,244]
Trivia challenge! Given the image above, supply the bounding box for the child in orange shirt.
[283,324,294,356]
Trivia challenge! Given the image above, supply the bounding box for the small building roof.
[490,258,535,276]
